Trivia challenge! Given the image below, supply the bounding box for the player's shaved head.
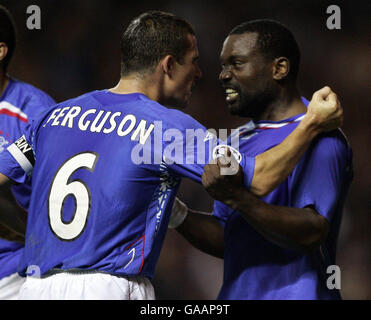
[120,10,195,77]
[0,5,16,72]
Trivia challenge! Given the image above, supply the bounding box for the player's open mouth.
[225,88,239,103]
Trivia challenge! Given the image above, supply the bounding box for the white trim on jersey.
[256,115,305,129]
[8,143,34,176]
[238,115,305,140]
[0,101,28,123]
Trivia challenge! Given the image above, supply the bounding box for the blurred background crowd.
[2,0,370,299]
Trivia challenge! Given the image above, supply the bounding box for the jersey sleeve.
[0,123,35,184]
[289,131,353,222]
[162,112,255,189]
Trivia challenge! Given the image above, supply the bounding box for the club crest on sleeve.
[212,144,242,163]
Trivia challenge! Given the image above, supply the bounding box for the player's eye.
[233,60,244,66]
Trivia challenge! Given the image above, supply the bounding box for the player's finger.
[204,163,218,181]
[313,86,332,101]
[326,92,338,104]
[202,164,219,189]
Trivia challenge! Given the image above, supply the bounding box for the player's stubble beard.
[228,84,279,120]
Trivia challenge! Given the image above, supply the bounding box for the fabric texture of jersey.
[0,90,255,279]
[0,78,55,280]
[213,98,353,300]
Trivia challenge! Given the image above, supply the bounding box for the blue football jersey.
[213,98,353,300]
[0,90,255,279]
[0,78,55,279]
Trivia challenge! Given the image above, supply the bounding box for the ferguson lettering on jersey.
[43,106,155,145]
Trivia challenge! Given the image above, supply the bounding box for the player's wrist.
[222,186,249,210]
[299,113,321,138]
[168,197,188,229]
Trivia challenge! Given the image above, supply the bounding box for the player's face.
[169,34,202,108]
[219,32,277,118]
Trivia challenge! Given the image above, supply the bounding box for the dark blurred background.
[2,0,370,299]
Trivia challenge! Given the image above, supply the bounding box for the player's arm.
[0,173,27,238]
[201,159,326,253]
[169,198,224,258]
[0,132,34,238]
[202,135,350,254]
[0,224,25,243]
[250,86,342,197]
[217,188,328,254]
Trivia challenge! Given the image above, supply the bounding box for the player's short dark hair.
[120,11,195,77]
[230,19,301,81]
[0,5,16,72]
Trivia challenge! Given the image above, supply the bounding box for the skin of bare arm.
[0,173,27,238]
[176,208,225,259]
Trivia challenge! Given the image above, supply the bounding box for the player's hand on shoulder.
[307,86,343,132]
[202,147,245,203]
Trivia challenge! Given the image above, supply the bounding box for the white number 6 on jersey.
[48,152,99,241]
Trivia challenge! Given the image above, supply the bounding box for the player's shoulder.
[31,91,97,124]
[46,90,102,113]
[160,107,204,131]
[307,129,352,165]
[10,78,55,106]
[315,129,351,152]
[139,96,205,131]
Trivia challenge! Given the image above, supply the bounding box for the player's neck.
[0,72,10,96]
[257,87,306,122]
[109,75,160,102]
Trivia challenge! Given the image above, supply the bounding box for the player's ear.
[273,57,290,80]
[161,55,176,78]
[0,43,8,62]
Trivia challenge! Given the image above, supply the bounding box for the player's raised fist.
[306,86,343,132]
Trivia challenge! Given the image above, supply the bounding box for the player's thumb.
[217,147,232,168]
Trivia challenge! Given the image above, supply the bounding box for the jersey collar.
[237,97,309,138]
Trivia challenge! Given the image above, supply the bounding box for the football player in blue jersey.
[0,5,55,299]
[0,12,341,300]
[170,19,352,300]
